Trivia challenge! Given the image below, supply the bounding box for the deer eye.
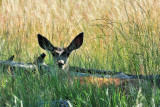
[52,53,55,56]
[62,51,70,56]
[52,52,57,57]
[66,53,70,56]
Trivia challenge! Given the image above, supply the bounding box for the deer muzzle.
[58,60,64,68]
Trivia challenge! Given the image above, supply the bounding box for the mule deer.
[37,32,155,92]
[37,32,84,73]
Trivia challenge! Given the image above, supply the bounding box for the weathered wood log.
[0,54,47,74]
[0,54,160,86]
[0,59,160,81]
[0,59,123,77]
[71,66,160,80]
[33,53,46,65]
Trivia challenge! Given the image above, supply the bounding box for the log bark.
[0,59,160,82]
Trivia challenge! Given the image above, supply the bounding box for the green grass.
[1,70,160,107]
[0,0,160,106]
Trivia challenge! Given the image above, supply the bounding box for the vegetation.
[0,0,160,106]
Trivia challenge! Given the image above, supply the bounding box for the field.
[0,0,160,106]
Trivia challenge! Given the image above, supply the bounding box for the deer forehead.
[53,48,69,61]
[55,50,64,55]
[54,47,65,54]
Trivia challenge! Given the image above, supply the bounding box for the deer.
[37,32,156,93]
[37,32,84,77]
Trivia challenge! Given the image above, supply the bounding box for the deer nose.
[58,60,64,68]
[58,63,64,68]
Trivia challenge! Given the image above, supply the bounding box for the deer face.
[37,32,84,71]
[50,47,70,70]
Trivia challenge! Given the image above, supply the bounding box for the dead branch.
[0,59,159,81]
[0,54,159,85]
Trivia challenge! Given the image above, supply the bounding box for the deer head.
[37,32,84,72]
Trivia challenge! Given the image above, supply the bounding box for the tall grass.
[1,0,159,73]
[0,0,160,106]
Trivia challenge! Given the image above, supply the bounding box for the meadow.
[0,0,160,106]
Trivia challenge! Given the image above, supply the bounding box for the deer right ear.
[37,34,55,52]
[67,32,84,52]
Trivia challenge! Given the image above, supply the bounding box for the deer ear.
[67,32,84,52]
[37,34,55,52]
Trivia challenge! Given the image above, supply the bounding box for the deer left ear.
[67,32,84,52]
[37,34,56,52]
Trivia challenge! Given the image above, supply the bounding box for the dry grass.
[0,0,160,73]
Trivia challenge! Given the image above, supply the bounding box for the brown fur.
[74,76,153,93]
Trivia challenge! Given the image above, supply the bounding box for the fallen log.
[0,55,160,82]
[70,66,160,80]
[1,58,160,89]
[0,59,126,78]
